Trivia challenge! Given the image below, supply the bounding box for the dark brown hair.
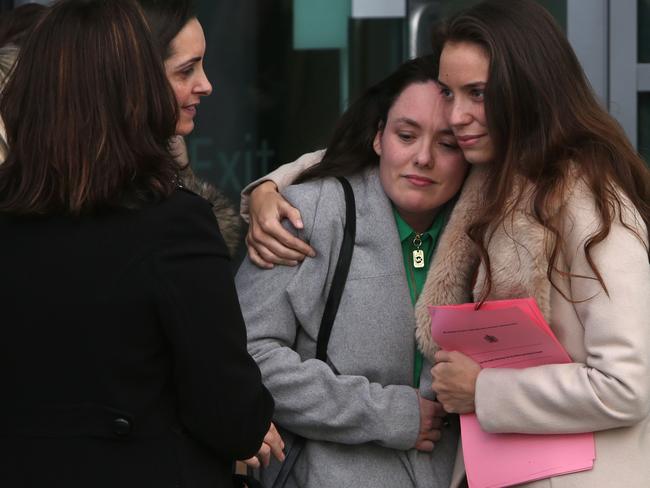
[434,0,650,301]
[0,3,46,48]
[296,55,439,183]
[138,0,195,61]
[0,0,179,215]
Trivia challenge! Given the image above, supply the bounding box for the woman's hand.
[431,350,481,414]
[246,181,316,269]
[414,394,446,452]
[240,422,285,469]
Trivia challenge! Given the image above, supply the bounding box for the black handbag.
[271,176,356,488]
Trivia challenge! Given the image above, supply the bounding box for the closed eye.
[398,132,415,142]
[439,141,460,150]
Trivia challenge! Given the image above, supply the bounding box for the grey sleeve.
[239,150,326,222]
[236,181,420,450]
[418,359,436,401]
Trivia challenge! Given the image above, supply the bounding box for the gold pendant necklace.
[412,233,424,269]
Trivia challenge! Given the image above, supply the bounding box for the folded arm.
[474,186,650,434]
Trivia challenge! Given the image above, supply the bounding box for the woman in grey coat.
[236,57,468,488]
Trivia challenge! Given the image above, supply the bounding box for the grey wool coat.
[236,167,459,488]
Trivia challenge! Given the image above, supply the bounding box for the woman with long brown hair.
[415,1,650,486]
[0,1,273,486]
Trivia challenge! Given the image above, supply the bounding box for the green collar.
[392,206,445,242]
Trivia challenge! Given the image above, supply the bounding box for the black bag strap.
[316,176,356,361]
[271,176,356,488]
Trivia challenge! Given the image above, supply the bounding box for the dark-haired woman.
[415,1,650,487]
[236,56,470,488]
[0,1,273,487]
[138,1,284,469]
[137,0,248,255]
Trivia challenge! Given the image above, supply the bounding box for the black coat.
[0,189,274,487]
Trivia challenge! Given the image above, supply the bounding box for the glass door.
[189,0,406,204]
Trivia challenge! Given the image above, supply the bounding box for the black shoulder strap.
[315,176,356,361]
[271,176,356,488]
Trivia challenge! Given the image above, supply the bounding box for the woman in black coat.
[0,1,273,487]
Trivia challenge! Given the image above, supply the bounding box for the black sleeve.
[153,192,274,460]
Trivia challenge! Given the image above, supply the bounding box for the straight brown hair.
[0,0,179,215]
[434,0,650,301]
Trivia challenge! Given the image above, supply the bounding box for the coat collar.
[413,165,578,363]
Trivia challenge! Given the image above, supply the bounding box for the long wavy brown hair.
[0,0,178,215]
[434,0,650,301]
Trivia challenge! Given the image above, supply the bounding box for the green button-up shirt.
[392,206,448,387]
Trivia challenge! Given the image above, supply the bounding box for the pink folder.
[429,298,595,488]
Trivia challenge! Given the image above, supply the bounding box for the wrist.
[254,180,279,195]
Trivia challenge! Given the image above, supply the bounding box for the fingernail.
[295,219,304,228]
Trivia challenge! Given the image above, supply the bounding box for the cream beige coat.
[415,166,650,487]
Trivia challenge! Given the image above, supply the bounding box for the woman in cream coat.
[418,1,650,487]
[415,166,650,487]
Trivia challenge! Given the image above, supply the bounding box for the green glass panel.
[640,0,650,63]
[293,0,351,50]
[639,93,650,164]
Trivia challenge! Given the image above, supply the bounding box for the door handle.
[409,1,441,58]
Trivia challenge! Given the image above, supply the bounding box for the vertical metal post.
[407,0,443,58]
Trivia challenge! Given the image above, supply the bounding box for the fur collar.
[414,166,572,363]
[180,167,241,257]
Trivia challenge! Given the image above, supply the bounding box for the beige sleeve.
[474,183,650,434]
[239,149,325,222]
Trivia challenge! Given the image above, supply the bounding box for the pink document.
[429,298,595,488]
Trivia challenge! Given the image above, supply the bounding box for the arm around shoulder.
[239,149,326,221]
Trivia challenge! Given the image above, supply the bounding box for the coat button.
[112,417,132,437]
